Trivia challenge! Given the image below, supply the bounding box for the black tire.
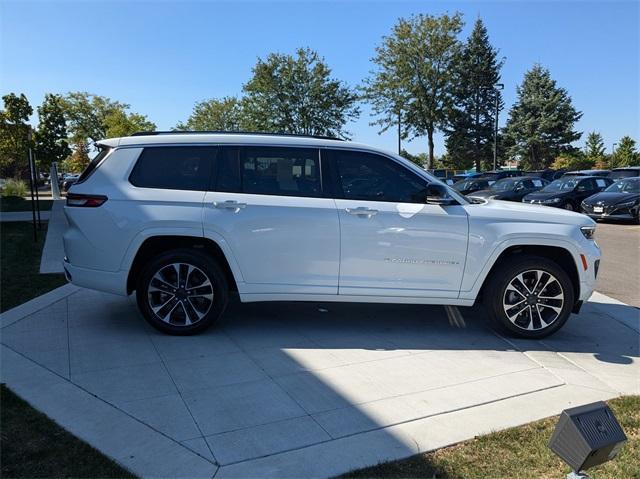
[136,248,228,335]
[484,254,575,339]
[563,202,574,211]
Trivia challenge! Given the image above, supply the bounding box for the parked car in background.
[427,169,456,185]
[608,166,640,181]
[452,178,491,195]
[468,177,548,202]
[452,172,483,183]
[478,169,523,183]
[581,177,640,223]
[525,169,565,181]
[523,176,613,210]
[62,174,80,192]
[562,169,610,178]
[63,131,600,339]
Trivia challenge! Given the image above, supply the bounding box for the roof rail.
[129,130,344,141]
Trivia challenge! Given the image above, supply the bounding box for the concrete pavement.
[1,286,637,478]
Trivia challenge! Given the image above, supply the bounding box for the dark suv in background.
[523,176,613,210]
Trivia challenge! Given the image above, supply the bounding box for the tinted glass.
[76,147,111,185]
[332,150,428,203]
[609,170,639,179]
[490,178,518,191]
[130,147,214,191]
[543,178,579,192]
[241,147,321,197]
[605,178,640,193]
[216,147,241,193]
[595,178,609,188]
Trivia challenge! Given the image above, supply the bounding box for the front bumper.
[582,203,638,221]
[63,258,128,296]
[577,240,601,302]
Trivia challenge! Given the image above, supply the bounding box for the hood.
[465,198,592,227]
[583,192,639,205]
[523,190,571,201]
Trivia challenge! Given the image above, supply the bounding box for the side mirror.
[425,183,457,205]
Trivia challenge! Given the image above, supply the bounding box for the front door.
[202,146,340,295]
[327,149,469,298]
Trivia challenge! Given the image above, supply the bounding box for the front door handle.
[346,207,378,218]
[213,200,247,211]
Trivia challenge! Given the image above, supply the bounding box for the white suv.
[63,132,600,338]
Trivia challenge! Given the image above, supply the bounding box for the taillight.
[66,193,108,207]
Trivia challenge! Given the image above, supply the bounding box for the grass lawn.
[0,385,135,479]
[0,196,53,212]
[342,395,639,479]
[0,221,67,312]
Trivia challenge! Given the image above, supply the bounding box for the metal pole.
[33,151,42,229]
[494,96,499,170]
[26,129,37,241]
[397,109,401,155]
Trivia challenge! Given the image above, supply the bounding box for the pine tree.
[445,19,503,171]
[611,136,638,167]
[35,94,71,170]
[583,131,606,169]
[503,65,582,170]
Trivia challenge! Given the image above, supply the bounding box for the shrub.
[0,179,28,198]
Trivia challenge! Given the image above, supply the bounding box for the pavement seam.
[146,328,222,469]
[2,343,216,467]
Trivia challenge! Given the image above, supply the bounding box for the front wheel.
[484,255,575,339]
[136,249,228,335]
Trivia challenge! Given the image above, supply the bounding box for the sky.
[1,0,638,157]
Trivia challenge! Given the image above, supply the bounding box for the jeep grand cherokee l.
[63,132,600,339]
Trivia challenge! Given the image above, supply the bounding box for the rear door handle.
[213,200,247,211]
[345,207,378,218]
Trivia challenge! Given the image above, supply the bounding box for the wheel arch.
[478,244,580,304]
[127,235,239,295]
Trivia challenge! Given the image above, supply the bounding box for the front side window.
[331,150,428,203]
[129,146,215,191]
[240,147,321,197]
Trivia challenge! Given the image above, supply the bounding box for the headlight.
[543,197,561,204]
[581,225,596,240]
[615,200,638,209]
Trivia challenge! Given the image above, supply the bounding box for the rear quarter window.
[75,147,112,185]
[129,146,215,191]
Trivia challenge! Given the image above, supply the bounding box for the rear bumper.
[63,258,128,296]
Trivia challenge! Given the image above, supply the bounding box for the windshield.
[609,170,638,180]
[490,178,518,191]
[543,178,578,192]
[604,178,640,193]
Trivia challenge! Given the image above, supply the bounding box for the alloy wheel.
[147,263,214,326]
[502,269,564,331]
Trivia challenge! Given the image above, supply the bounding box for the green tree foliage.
[61,92,129,145]
[611,136,638,167]
[583,131,606,169]
[0,93,33,178]
[62,141,90,173]
[366,13,463,168]
[503,64,582,170]
[242,48,359,138]
[445,19,503,172]
[104,109,156,138]
[551,150,592,171]
[175,97,245,131]
[35,94,71,169]
[399,149,428,166]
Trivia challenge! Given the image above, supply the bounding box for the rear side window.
[76,146,111,185]
[240,147,321,197]
[595,178,608,188]
[331,149,428,203]
[129,146,215,191]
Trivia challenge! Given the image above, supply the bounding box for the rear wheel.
[136,249,228,335]
[484,255,575,338]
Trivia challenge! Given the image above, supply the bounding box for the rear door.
[202,146,340,295]
[327,149,469,298]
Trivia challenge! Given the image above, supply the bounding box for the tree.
[551,150,592,171]
[503,64,582,170]
[104,109,156,138]
[400,149,428,166]
[445,18,503,172]
[0,93,33,178]
[610,136,638,167]
[176,97,245,131]
[62,141,90,173]
[62,92,129,146]
[365,13,463,168]
[242,47,359,138]
[583,131,606,169]
[35,94,71,169]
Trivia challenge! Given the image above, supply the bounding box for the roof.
[612,166,640,170]
[98,131,366,150]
